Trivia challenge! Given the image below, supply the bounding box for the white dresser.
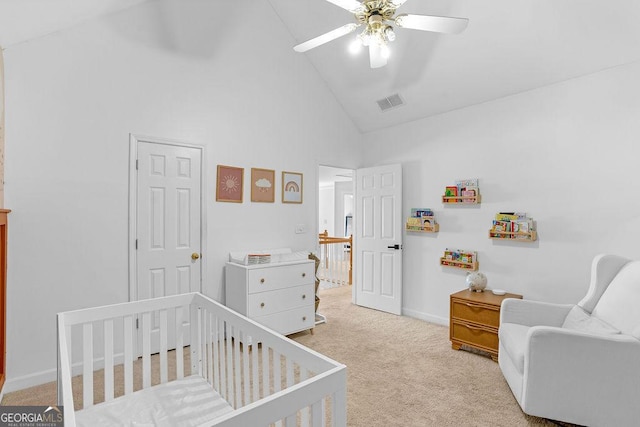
[225,259,315,336]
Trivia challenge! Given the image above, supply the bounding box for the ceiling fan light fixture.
[384,26,396,42]
[380,44,391,59]
[349,38,363,54]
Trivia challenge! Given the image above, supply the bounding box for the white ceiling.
[2,0,640,133]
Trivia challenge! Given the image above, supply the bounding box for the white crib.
[57,292,347,427]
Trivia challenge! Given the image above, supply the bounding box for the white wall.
[334,181,353,238]
[363,61,640,324]
[3,0,362,390]
[318,184,335,236]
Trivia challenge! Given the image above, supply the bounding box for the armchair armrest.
[501,298,573,327]
[522,327,640,424]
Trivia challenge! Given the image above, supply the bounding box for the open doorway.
[318,165,354,290]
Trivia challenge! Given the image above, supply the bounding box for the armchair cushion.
[561,306,620,335]
[498,323,529,372]
[591,261,640,339]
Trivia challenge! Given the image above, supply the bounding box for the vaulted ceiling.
[2,0,640,133]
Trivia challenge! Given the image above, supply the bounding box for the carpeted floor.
[290,285,570,427]
[2,285,575,426]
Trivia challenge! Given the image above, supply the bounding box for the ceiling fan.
[293,0,469,68]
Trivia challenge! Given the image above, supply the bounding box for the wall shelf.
[442,195,482,204]
[406,223,439,233]
[443,179,480,204]
[490,212,536,242]
[440,258,479,271]
[489,230,537,241]
[440,249,478,271]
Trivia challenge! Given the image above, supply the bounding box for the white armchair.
[498,254,640,427]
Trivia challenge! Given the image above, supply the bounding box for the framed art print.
[216,165,244,203]
[282,171,303,204]
[251,168,275,203]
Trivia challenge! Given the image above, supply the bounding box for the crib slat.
[123,316,133,395]
[82,323,94,408]
[212,316,221,393]
[242,334,250,406]
[160,309,168,384]
[285,414,296,427]
[251,341,259,403]
[226,323,236,408]
[286,358,294,389]
[332,387,347,427]
[176,306,184,379]
[190,305,200,376]
[301,369,310,427]
[142,312,151,388]
[104,319,114,401]
[207,312,214,385]
[261,344,269,400]
[200,309,208,382]
[311,399,323,427]
[219,320,228,401]
[273,350,281,393]
[234,328,242,407]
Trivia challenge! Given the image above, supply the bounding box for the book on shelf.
[411,208,434,217]
[406,217,422,227]
[422,216,436,227]
[490,213,535,239]
[444,186,458,201]
[443,248,476,264]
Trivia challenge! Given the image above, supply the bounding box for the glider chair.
[498,254,640,427]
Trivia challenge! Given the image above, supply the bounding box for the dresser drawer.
[451,298,500,328]
[247,284,314,317]
[451,320,498,352]
[247,262,314,294]
[254,305,315,336]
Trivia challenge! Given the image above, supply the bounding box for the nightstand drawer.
[248,284,314,317]
[451,298,500,328]
[451,320,498,352]
[247,263,314,294]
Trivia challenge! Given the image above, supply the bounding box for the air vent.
[376,93,404,112]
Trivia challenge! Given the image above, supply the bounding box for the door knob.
[191,252,200,260]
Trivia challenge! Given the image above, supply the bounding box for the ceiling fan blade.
[389,0,409,7]
[324,0,364,13]
[294,23,359,52]
[369,43,387,69]
[395,14,469,34]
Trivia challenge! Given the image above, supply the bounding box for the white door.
[132,137,203,351]
[355,164,403,315]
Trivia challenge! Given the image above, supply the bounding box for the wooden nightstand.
[450,289,522,361]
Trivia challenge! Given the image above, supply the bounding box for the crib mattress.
[75,375,233,427]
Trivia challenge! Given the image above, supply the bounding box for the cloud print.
[256,178,272,188]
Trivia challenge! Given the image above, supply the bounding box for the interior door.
[355,164,403,315]
[134,138,202,352]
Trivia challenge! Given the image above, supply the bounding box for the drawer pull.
[302,272,306,278]
[464,302,498,310]
[302,294,306,299]
[302,316,307,321]
[260,278,265,284]
[260,302,265,308]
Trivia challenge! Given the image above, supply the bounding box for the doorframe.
[128,134,207,302]
[316,164,356,302]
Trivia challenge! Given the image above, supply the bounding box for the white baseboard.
[3,368,58,394]
[402,308,448,326]
[4,353,127,394]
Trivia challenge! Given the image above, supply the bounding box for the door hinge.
[136,318,139,329]
[136,159,139,170]
[135,239,138,250]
